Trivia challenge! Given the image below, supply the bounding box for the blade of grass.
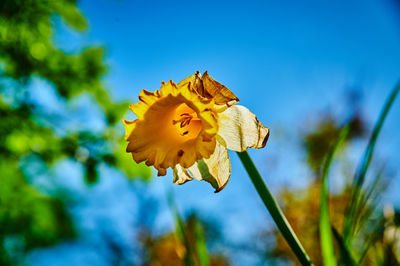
[331,226,357,266]
[353,168,386,237]
[320,125,350,266]
[237,151,312,266]
[353,170,387,264]
[194,219,210,266]
[167,193,193,266]
[360,166,385,209]
[343,82,400,244]
[357,218,385,264]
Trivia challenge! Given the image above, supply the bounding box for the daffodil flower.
[123,71,269,192]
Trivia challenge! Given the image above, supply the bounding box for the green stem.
[237,151,312,266]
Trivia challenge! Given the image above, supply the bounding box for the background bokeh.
[1,0,400,265]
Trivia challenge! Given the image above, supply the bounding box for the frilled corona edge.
[124,71,269,192]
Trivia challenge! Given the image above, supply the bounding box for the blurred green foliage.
[0,0,151,264]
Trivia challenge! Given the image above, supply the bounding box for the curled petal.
[177,71,205,96]
[187,142,231,192]
[202,71,239,106]
[173,165,193,185]
[218,105,269,152]
[178,71,239,106]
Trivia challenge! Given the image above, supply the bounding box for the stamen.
[173,114,193,128]
[180,117,192,127]
[172,105,201,138]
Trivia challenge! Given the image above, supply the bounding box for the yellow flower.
[123,71,269,192]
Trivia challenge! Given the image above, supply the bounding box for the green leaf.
[319,125,349,266]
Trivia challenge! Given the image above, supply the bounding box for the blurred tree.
[0,0,151,264]
[303,112,365,177]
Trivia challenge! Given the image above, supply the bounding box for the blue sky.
[30,0,400,265]
[70,0,400,200]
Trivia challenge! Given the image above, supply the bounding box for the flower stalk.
[237,151,312,266]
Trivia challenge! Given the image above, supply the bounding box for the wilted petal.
[187,142,231,192]
[218,105,269,152]
[177,71,205,96]
[173,164,193,185]
[178,71,239,106]
[202,71,239,106]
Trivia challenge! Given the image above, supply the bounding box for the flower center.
[172,103,202,140]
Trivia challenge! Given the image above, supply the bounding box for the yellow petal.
[218,105,269,152]
[138,89,159,105]
[123,119,137,140]
[201,71,239,106]
[160,80,179,96]
[129,102,147,119]
[187,142,231,192]
[126,84,219,172]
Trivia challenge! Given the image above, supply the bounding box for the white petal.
[173,165,193,185]
[187,142,231,192]
[218,105,269,152]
